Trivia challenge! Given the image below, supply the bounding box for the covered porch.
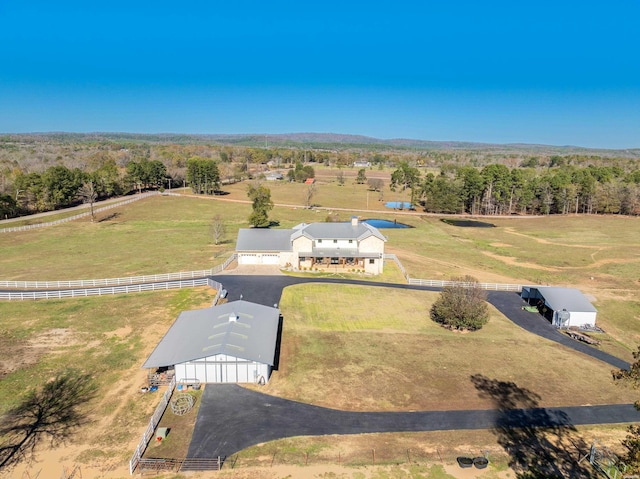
[297,249,380,273]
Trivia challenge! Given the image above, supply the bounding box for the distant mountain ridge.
[4,132,639,157]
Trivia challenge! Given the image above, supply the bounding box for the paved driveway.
[187,385,640,459]
[184,273,636,460]
[214,273,629,369]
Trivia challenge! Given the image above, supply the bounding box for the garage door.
[238,253,259,265]
[261,254,280,265]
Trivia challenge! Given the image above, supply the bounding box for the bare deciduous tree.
[78,180,98,222]
[210,214,226,245]
[304,183,317,208]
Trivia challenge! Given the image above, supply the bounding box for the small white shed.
[521,286,597,329]
[142,300,281,384]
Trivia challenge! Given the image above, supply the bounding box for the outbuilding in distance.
[142,300,281,384]
[521,286,597,329]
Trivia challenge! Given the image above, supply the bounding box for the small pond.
[440,219,495,228]
[385,201,413,209]
[363,219,412,229]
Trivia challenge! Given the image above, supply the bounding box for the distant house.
[521,286,597,328]
[142,300,280,384]
[265,172,284,181]
[304,177,316,184]
[353,160,371,168]
[236,217,387,274]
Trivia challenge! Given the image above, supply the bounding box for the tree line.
[392,162,640,216]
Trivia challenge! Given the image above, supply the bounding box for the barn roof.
[142,300,280,369]
[534,287,597,313]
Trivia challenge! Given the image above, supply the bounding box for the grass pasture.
[1,189,640,476]
[260,284,638,411]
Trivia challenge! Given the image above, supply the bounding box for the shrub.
[430,276,489,331]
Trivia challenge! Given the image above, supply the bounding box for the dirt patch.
[1,329,79,379]
[104,325,132,339]
[481,251,561,272]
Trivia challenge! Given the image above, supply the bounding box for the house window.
[299,256,306,262]
[331,257,339,264]
[318,239,322,244]
[333,239,337,244]
[369,259,375,264]
[348,239,353,244]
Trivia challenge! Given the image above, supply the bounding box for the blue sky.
[1,1,639,148]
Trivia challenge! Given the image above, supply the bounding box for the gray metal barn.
[142,300,280,384]
[521,286,597,329]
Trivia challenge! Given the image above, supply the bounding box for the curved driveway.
[188,385,640,460]
[214,274,630,370]
[182,273,637,460]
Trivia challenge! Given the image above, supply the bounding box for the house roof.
[236,228,293,252]
[291,222,387,243]
[236,222,386,253]
[533,287,597,313]
[142,300,280,369]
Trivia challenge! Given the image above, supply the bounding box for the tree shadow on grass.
[470,374,596,478]
[0,370,96,471]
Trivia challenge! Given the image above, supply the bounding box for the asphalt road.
[214,274,630,370]
[187,384,640,459]
[181,273,636,460]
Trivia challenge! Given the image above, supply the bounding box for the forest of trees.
[415,163,640,216]
[1,134,639,219]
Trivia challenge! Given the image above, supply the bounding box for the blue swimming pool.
[363,219,411,229]
[385,201,412,209]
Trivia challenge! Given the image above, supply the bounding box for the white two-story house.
[236,217,387,274]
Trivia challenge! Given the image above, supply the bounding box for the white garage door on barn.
[174,355,270,384]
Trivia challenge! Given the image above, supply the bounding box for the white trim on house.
[236,219,387,274]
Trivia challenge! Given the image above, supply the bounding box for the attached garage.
[238,253,260,265]
[261,253,280,265]
[521,286,597,329]
[236,229,293,267]
[142,300,281,384]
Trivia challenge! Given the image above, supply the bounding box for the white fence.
[384,253,409,281]
[384,253,523,292]
[0,192,157,234]
[130,375,176,475]
[0,254,237,293]
[0,278,211,300]
[407,278,523,292]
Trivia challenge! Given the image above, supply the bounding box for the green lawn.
[258,284,637,411]
[1,189,639,475]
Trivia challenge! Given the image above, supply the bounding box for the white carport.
[521,286,597,328]
[142,300,281,384]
